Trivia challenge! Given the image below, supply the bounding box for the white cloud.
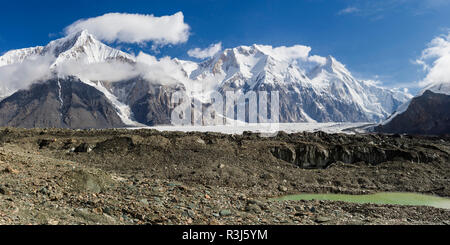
[64,12,190,46]
[307,55,327,66]
[256,45,312,61]
[136,52,187,84]
[187,42,222,59]
[0,54,54,98]
[338,7,360,15]
[416,32,450,86]
[135,52,204,94]
[56,61,139,82]
[57,52,192,87]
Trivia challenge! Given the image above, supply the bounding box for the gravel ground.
[0,128,449,225]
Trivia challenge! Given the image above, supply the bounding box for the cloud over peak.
[256,44,312,61]
[64,12,190,46]
[188,42,222,59]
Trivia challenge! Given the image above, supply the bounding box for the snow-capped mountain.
[0,30,142,128]
[188,45,411,123]
[47,30,136,67]
[0,30,144,128]
[0,30,135,68]
[0,30,411,128]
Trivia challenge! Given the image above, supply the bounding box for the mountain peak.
[71,29,95,44]
[319,55,351,77]
[325,55,335,64]
[324,55,340,68]
[45,29,98,56]
[46,30,135,66]
[76,29,90,36]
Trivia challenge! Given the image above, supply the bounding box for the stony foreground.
[0,128,449,225]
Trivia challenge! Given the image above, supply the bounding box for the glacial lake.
[274,192,450,209]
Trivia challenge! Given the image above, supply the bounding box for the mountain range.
[0,30,412,129]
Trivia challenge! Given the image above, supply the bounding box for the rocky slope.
[0,128,448,225]
[0,77,126,128]
[376,82,450,135]
[111,78,186,126]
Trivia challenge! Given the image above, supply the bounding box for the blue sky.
[1,0,449,93]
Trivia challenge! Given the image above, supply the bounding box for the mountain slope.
[0,30,134,68]
[0,77,126,128]
[376,82,450,135]
[111,78,186,126]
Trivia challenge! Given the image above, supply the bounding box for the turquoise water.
[274,192,450,209]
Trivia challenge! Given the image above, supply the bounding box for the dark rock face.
[0,75,187,129]
[375,90,450,135]
[0,77,126,129]
[270,142,423,169]
[112,78,186,126]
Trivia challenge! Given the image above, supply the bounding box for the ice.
[129,122,372,135]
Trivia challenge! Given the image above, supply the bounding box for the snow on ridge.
[420,81,450,96]
[186,44,411,122]
[48,30,136,67]
[380,81,449,126]
[0,46,45,67]
[78,78,142,127]
[0,30,136,69]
